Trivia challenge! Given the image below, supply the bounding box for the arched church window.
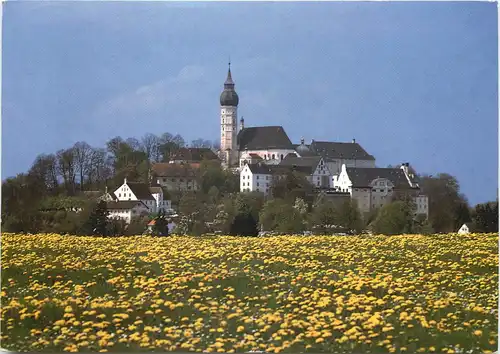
[272,154,275,159]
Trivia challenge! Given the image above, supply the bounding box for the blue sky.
[2,1,497,205]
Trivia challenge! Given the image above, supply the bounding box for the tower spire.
[225,60,234,87]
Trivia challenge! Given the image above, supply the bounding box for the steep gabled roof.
[127,182,155,200]
[310,141,375,161]
[279,156,323,175]
[106,200,148,210]
[280,155,322,168]
[238,126,294,150]
[345,167,413,189]
[246,163,289,175]
[151,163,198,178]
[246,163,274,175]
[170,147,219,162]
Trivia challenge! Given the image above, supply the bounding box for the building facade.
[106,200,149,224]
[333,164,429,217]
[151,163,199,192]
[240,163,276,196]
[113,178,172,214]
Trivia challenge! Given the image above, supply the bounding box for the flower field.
[1,233,498,353]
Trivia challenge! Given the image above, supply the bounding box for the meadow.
[1,233,498,353]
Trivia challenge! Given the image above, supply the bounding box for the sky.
[2,1,498,205]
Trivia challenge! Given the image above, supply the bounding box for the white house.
[106,200,149,224]
[149,185,173,214]
[151,163,199,192]
[113,178,172,214]
[458,223,471,235]
[240,163,277,196]
[333,163,429,217]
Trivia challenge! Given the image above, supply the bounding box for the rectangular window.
[119,193,121,197]
[257,176,260,179]
[163,178,167,182]
[266,176,269,180]
[257,183,259,186]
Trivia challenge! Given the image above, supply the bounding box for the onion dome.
[296,138,311,156]
[220,63,239,106]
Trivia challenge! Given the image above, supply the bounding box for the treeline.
[173,169,497,236]
[1,132,220,233]
[1,131,498,236]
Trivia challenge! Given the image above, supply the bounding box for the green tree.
[234,192,265,222]
[363,207,380,231]
[419,173,470,233]
[472,201,498,233]
[85,200,109,236]
[212,207,231,234]
[293,197,308,215]
[309,199,338,235]
[413,214,434,235]
[152,209,169,236]
[259,198,303,234]
[269,170,313,202]
[1,173,45,233]
[229,212,259,236]
[177,192,205,235]
[337,199,363,235]
[371,201,415,235]
[124,216,149,236]
[197,161,225,194]
[107,218,127,236]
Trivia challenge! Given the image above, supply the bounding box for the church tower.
[219,62,239,166]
